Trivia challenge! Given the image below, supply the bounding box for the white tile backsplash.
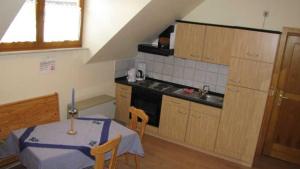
[163,64,174,76]
[153,62,164,73]
[115,52,229,94]
[206,63,219,73]
[164,56,174,64]
[195,61,207,70]
[205,72,218,84]
[174,57,185,67]
[183,67,195,81]
[194,70,206,82]
[115,58,135,78]
[173,66,184,79]
[185,60,196,68]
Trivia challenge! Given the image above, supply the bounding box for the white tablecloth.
[7,114,144,169]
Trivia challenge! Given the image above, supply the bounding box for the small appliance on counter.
[136,63,146,81]
[127,68,136,82]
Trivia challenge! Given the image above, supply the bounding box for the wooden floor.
[6,134,300,169]
[118,134,300,169]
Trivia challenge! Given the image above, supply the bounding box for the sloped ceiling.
[82,0,151,60]
[85,0,204,63]
[0,0,25,39]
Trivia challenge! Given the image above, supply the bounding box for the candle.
[71,88,75,110]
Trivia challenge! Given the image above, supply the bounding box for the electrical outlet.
[263,11,270,17]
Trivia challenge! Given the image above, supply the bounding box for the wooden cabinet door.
[215,85,268,164]
[228,57,274,91]
[186,103,221,151]
[231,29,279,63]
[174,23,206,60]
[159,96,190,142]
[115,84,132,124]
[203,26,234,65]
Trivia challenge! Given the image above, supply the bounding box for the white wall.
[82,0,151,60]
[85,0,204,62]
[0,49,115,120]
[184,0,300,31]
[0,0,24,39]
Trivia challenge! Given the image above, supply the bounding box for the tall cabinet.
[215,29,280,165]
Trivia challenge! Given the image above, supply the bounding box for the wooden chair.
[91,135,121,169]
[126,107,149,169]
[128,107,149,141]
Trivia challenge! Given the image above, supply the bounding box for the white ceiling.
[0,0,25,40]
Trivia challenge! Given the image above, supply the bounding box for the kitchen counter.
[115,77,224,108]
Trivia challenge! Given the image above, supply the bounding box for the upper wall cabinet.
[231,29,280,63]
[228,58,274,91]
[203,26,234,65]
[174,23,206,60]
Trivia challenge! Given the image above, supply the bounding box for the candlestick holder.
[67,108,78,135]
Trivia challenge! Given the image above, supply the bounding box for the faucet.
[199,85,210,96]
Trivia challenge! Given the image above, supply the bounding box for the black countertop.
[115,77,224,108]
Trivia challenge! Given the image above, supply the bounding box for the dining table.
[6,114,144,169]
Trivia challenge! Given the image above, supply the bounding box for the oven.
[131,86,162,127]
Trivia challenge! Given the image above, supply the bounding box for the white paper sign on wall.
[40,59,56,73]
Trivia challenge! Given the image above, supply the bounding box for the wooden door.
[232,29,279,63]
[174,23,206,60]
[263,32,300,165]
[228,57,274,91]
[115,84,132,124]
[186,102,221,151]
[203,26,234,65]
[215,85,268,164]
[159,96,190,142]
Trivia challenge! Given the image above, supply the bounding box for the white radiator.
[68,95,115,119]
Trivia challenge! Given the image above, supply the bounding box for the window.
[0,0,83,51]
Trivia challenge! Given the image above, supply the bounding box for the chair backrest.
[128,107,149,141]
[90,135,121,169]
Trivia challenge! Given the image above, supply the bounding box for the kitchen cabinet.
[115,84,132,124]
[215,85,268,164]
[231,29,280,63]
[174,23,206,60]
[203,26,234,65]
[159,95,190,142]
[228,57,274,91]
[185,102,221,151]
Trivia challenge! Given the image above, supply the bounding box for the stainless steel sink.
[173,89,223,104]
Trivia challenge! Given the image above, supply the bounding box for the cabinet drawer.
[163,95,190,109]
[190,102,221,118]
[116,84,132,93]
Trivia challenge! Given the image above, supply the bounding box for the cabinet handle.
[119,94,127,98]
[178,110,186,115]
[229,78,240,84]
[228,87,239,92]
[170,101,181,105]
[190,54,200,58]
[246,52,259,57]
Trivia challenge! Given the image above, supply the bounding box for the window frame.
[0,0,84,52]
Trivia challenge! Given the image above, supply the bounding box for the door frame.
[255,27,300,159]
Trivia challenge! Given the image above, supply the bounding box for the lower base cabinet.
[185,103,221,152]
[115,84,132,124]
[159,96,190,142]
[159,95,222,151]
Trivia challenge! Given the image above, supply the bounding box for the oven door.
[131,87,162,127]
